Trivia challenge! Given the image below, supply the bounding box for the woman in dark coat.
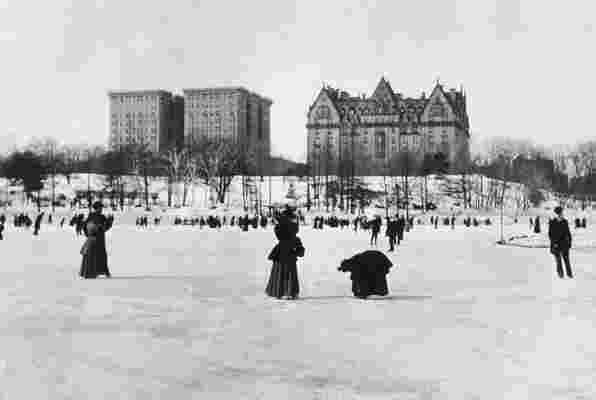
[80,201,113,279]
[265,206,305,299]
[338,250,393,299]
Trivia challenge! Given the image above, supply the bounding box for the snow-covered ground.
[1,222,596,399]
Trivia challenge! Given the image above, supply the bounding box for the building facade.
[306,77,471,175]
[183,87,272,174]
[108,90,184,152]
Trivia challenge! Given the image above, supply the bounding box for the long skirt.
[265,261,299,299]
[351,271,389,298]
[80,239,111,278]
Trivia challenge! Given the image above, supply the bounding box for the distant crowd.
[0,208,589,243]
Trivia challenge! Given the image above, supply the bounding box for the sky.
[0,0,594,161]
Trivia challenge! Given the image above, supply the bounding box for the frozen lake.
[1,223,595,399]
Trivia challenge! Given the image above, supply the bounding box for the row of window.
[112,112,158,118]
[113,95,165,104]
[111,128,157,134]
[113,120,158,126]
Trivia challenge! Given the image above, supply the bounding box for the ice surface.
[0,222,595,399]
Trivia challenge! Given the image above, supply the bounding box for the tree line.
[303,135,596,215]
[1,135,595,213]
[0,136,260,211]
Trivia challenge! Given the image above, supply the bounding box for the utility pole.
[87,150,92,210]
[351,126,356,214]
[51,143,56,213]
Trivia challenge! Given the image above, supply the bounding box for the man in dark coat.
[33,212,44,236]
[397,216,405,244]
[534,216,541,234]
[338,250,393,299]
[385,216,398,252]
[0,221,4,240]
[370,216,381,246]
[80,201,113,279]
[548,206,573,279]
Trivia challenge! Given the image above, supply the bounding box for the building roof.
[182,87,273,104]
[108,90,172,97]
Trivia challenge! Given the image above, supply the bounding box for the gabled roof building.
[306,77,471,175]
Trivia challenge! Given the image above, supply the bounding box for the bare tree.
[389,149,420,220]
[188,136,250,207]
[128,143,159,210]
[161,147,191,207]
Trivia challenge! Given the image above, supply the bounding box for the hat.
[554,206,563,215]
[92,201,104,211]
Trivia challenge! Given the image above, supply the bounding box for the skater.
[370,216,381,246]
[266,205,305,300]
[60,217,65,228]
[33,212,44,236]
[79,201,113,279]
[397,215,405,245]
[386,216,398,252]
[450,215,456,230]
[534,216,541,234]
[0,220,4,240]
[548,206,573,279]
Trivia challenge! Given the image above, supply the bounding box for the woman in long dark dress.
[338,250,393,299]
[80,201,113,279]
[266,206,305,299]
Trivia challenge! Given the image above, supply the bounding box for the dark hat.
[554,206,563,215]
[92,201,104,211]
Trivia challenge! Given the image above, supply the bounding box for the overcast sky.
[0,0,594,161]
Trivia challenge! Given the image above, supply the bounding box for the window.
[374,132,386,158]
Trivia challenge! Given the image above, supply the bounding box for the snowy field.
[1,223,596,399]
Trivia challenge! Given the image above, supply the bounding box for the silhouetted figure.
[33,213,44,236]
[548,206,573,279]
[534,216,541,234]
[385,216,398,252]
[370,217,381,246]
[397,216,405,245]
